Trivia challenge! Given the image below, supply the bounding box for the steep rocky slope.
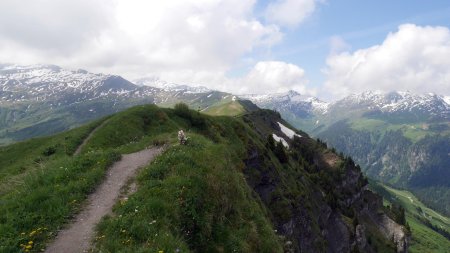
[242,109,409,252]
[245,90,450,217]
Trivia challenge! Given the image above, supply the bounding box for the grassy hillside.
[0,117,121,252]
[349,118,450,143]
[0,104,283,252]
[0,118,106,194]
[370,181,450,253]
[202,100,245,116]
[88,105,401,252]
[0,97,155,146]
[1,103,406,252]
[93,133,281,252]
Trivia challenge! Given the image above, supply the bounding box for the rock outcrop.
[242,110,409,253]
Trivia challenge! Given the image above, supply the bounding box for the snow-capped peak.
[342,90,447,106]
[0,63,110,88]
[134,77,211,93]
[240,90,329,114]
[0,63,150,105]
[335,90,449,118]
[241,90,307,102]
[444,96,450,105]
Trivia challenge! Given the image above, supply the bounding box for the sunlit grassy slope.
[85,104,283,252]
[0,117,121,252]
[0,104,283,252]
[349,118,450,143]
[202,100,246,116]
[88,105,394,252]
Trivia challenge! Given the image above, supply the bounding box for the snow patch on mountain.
[444,96,450,105]
[277,122,301,139]
[135,77,210,93]
[0,64,108,88]
[240,90,329,115]
[0,64,160,105]
[272,133,289,148]
[334,90,450,119]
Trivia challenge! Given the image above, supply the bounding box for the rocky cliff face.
[358,190,409,253]
[242,110,409,253]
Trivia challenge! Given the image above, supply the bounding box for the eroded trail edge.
[45,147,164,253]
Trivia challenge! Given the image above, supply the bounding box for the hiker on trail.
[178,129,187,145]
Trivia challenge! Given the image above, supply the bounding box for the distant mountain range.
[134,77,212,94]
[243,89,450,216]
[0,64,229,144]
[241,89,449,130]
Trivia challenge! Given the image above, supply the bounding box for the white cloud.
[0,0,282,80]
[0,0,112,52]
[225,61,313,95]
[265,0,317,27]
[142,61,314,96]
[0,0,322,95]
[329,36,350,55]
[324,24,450,99]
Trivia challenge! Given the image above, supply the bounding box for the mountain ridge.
[0,103,409,252]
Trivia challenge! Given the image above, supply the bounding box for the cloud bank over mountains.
[0,1,449,98]
[324,24,450,99]
[0,0,320,96]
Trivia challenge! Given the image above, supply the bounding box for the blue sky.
[1,0,450,99]
[248,0,450,94]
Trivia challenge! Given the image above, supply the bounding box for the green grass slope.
[88,105,396,252]
[0,117,120,252]
[0,97,155,146]
[349,118,450,143]
[93,134,281,252]
[0,104,282,253]
[202,100,245,116]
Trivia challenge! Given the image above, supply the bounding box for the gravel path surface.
[45,147,164,253]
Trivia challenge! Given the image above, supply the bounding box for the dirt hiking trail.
[45,147,164,253]
[73,120,109,155]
